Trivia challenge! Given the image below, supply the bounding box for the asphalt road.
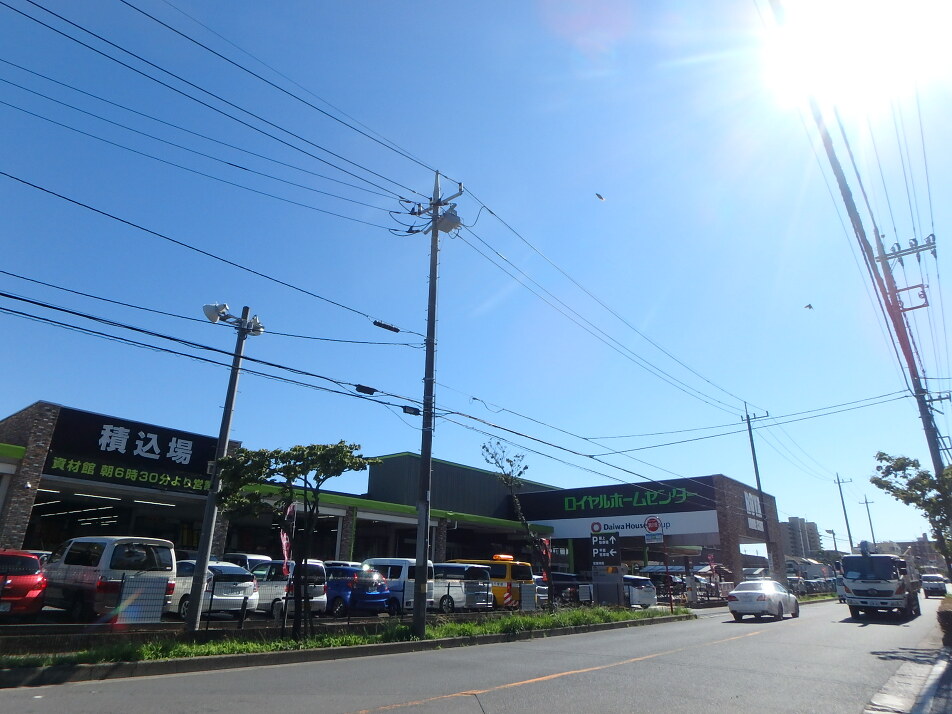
[0,598,944,713]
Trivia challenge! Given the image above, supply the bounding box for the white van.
[361,557,434,616]
[250,559,327,619]
[43,536,176,622]
[432,563,494,613]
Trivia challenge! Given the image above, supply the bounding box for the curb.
[0,613,693,689]
[911,646,950,714]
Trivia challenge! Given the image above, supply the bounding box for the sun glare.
[762,0,952,112]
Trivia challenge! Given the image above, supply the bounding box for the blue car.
[324,566,390,617]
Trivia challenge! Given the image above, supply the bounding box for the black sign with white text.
[43,407,219,495]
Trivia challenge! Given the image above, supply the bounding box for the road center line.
[351,629,764,713]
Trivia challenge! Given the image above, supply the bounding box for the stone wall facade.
[0,401,60,548]
[713,474,784,582]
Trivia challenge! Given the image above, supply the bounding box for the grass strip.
[0,606,690,669]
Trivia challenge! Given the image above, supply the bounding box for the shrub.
[938,596,952,646]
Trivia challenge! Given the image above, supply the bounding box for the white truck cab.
[838,542,921,619]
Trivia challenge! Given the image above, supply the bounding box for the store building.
[518,474,785,582]
[0,403,547,561]
[0,402,783,581]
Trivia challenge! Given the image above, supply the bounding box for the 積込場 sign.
[43,407,219,495]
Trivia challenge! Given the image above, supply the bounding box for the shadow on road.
[838,613,917,627]
[871,647,941,665]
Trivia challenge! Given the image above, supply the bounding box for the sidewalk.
[913,646,951,714]
[865,646,950,714]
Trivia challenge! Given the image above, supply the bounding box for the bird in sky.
[596,193,605,201]
[804,304,813,310]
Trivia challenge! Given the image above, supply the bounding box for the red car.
[0,550,47,621]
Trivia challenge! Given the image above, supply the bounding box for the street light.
[825,528,838,554]
[185,304,264,632]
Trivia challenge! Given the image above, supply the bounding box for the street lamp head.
[202,303,230,323]
[248,315,265,337]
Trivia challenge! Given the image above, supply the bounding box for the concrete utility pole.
[861,496,877,548]
[744,405,777,579]
[187,305,262,632]
[412,172,462,639]
[825,529,839,554]
[835,474,855,551]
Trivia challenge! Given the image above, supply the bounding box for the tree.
[870,451,952,578]
[481,440,553,608]
[217,442,377,638]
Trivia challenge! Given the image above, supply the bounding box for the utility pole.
[835,474,855,551]
[744,405,777,579]
[861,496,877,548]
[825,529,838,554]
[411,172,462,639]
[187,305,263,632]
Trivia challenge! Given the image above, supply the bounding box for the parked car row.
[6,539,680,624]
[785,576,837,596]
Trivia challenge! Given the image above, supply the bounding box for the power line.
[0,270,422,347]
[465,187,759,412]
[0,296,424,408]
[589,394,910,456]
[457,228,745,416]
[4,0,422,200]
[0,75,395,212]
[0,94,399,225]
[118,0,438,176]
[0,56,398,200]
[0,169,424,337]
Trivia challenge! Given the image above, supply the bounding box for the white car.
[169,560,259,620]
[727,580,800,621]
[922,574,948,598]
[623,575,658,609]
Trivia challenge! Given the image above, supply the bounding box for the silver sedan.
[727,579,800,621]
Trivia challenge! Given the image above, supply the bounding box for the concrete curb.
[0,613,694,689]
[911,646,951,714]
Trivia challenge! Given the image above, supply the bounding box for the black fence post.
[204,575,217,631]
[238,595,248,629]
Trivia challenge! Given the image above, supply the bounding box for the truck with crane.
[837,542,921,619]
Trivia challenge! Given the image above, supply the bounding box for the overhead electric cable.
[0,57,397,200]
[0,169,424,337]
[119,0,438,175]
[464,187,759,412]
[585,394,909,456]
[457,229,744,416]
[158,0,433,172]
[0,305,418,410]
[0,96,396,224]
[3,0,420,199]
[0,294,424,406]
[0,76,393,211]
[0,270,421,347]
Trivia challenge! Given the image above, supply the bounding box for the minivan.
[432,563,494,613]
[361,557,434,615]
[43,536,175,622]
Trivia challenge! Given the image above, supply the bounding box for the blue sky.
[2,1,950,551]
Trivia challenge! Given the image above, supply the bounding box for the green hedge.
[938,596,952,646]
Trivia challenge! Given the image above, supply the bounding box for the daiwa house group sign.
[520,477,719,540]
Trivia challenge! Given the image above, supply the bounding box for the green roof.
[0,443,26,461]
[248,480,552,534]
